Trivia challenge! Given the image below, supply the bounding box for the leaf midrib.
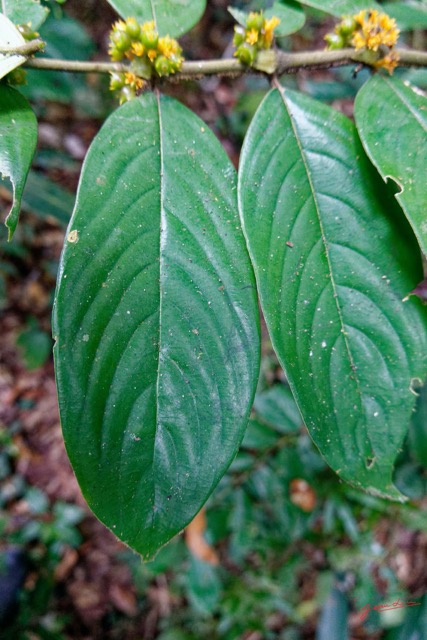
[152,90,164,522]
[276,85,363,406]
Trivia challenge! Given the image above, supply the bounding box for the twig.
[16,47,427,78]
[0,39,44,56]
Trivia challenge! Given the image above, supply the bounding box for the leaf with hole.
[53,92,260,559]
[106,0,206,37]
[238,87,427,500]
[0,84,38,240]
[355,75,427,257]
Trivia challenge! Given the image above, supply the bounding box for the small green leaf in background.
[382,1,427,31]
[53,92,260,560]
[0,85,37,240]
[393,594,427,640]
[22,15,102,115]
[185,556,221,615]
[0,0,49,31]
[0,14,25,80]
[316,585,349,640]
[15,170,74,226]
[238,86,427,501]
[106,0,206,38]
[17,320,52,369]
[296,0,380,17]
[266,2,305,38]
[253,385,302,433]
[355,75,427,257]
[229,2,305,37]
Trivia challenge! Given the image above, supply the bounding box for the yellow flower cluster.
[352,10,399,52]
[324,10,400,74]
[108,18,184,102]
[233,12,280,66]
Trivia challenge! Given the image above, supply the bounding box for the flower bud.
[338,16,357,38]
[140,29,158,49]
[109,71,125,90]
[155,55,172,76]
[110,29,132,52]
[324,32,345,50]
[6,67,27,85]
[119,85,135,104]
[17,24,39,40]
[125,17,141,40]
[236,43,256,65]
[233,26,246,47]
[246,12,264,32]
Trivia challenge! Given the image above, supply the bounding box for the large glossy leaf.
[0,84,37,240]
[106,0,206,37]
[53,92,260,559]
[296,0,380,16]
[0,0,48,30]
[238,87,427,500]
[355,75,427,257]
[0,13,25,80]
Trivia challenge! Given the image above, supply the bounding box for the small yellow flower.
[132,42,145,57]
[147,48,158,61]
[264,16,280,32]
[374,49,400,74]
[141,20,155,32]
[262,16,280,48]
[124,71,145,90]
[112,19,127,32]
[158,35,181,59]
[352,9,399,52]
[246,28,259,45]
[354,9,367,25]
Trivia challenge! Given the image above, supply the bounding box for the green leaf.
[241,418,278,449]
[0,14,25,79]
[185,556,221,614]
[316,586,349,640]
[296,0,380,17]
[0,0,49,30]
[53,92,260,560]
[265,1,305,37]
[253,385,301,433]
[17,325,52,369]
[106,0,206,37]
[382,2,427,31]
[0,85,38,240]
[238,87,427,500]
[21,15,102,115]
[355,75,427,257]
[229,2,305,36]
[394,594,427,639]
[228,7,247,27]
[2,169,74,225]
